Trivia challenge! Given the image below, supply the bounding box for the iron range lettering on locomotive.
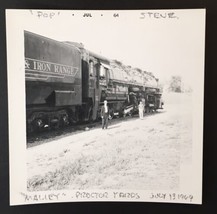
[25,58,79,78]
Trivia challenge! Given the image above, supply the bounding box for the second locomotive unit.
[25,31,163,132]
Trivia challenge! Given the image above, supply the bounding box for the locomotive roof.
[64,40,110,64]
[88,51,110,64]
[24,31,81,53]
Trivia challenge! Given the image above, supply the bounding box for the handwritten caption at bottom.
[20,191,193,203]
[20,191,140,202]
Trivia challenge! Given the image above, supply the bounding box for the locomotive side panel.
[25,31,82,107]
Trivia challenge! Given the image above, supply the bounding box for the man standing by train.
[101,100,110,129]
[138,101,144,119]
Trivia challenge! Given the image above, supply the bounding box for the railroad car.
[25,31,163,133]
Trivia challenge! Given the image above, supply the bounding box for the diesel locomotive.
[25,31,163,132]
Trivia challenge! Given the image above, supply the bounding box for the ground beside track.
[27,92,192,191]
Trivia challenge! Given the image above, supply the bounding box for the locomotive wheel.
[109,109,114,119]
[118,110,124,118]
[61,114,69,127]
[36,118,43,127]
[50,117,60,130]
[51,123,59,130]
[33,118,44,132]
[87,107,93,122]
[27,124,34,133]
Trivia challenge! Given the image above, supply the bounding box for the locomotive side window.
[89,61,94,76]
[106,69,110,81]
[116,85,128,93]
[100,65,105,79]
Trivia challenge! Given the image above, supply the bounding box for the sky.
[18,9,205,88]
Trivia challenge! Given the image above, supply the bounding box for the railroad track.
[27,111,164,148]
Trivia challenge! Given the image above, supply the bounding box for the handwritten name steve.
[140,12,178,19]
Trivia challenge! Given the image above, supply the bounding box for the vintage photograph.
[6,9,205,205]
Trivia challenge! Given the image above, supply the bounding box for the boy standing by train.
[101,100,110,129]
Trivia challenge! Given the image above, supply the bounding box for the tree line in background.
[165,75,192,93]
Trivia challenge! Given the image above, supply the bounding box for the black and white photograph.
[6,9,205,205]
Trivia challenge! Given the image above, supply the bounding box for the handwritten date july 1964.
[150,192,194,202]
